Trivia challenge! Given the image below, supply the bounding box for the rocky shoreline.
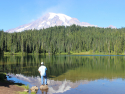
[0,73,49,94]
[0,73,28,94]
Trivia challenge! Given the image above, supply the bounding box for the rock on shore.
[40,85,48,90]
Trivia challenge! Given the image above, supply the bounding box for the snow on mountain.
[6,13,97,33]
[48,13,72,22]
[108,25,117,29]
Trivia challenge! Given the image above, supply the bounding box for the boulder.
[30,86,38,91]
[40,85,48,90]
[31,89,36,92]
[40,89,48,93]
[24,89,29,92]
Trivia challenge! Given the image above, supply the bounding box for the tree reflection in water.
[1,55,125,94]
[0,55,125,80]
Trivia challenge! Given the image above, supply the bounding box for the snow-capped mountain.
[108,25,117,29]
[6,13,97,33]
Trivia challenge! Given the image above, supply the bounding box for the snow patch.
[38,24,44,28]
[41,21,45,24]
[38,21,45,28]
[108,25,116,29]
[51,24,56,27]
[63,22,70,26]
[47,21,50,25]
[48,13,56,19]
[48,13,72,22]
[16,28,25,32]
[16,25,30,32]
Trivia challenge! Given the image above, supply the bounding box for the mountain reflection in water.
[7,73,90,94]
[1,55,125,94]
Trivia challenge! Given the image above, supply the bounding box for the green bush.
[0,73,6,81]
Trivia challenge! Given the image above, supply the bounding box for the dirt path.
[0,81,25,94]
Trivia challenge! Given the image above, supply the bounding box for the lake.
[1,55,125,94]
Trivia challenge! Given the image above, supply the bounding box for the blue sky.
[0,0,125,31]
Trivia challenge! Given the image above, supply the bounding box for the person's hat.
[41,62,44,65]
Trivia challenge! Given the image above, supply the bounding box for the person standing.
[38,62,47,85]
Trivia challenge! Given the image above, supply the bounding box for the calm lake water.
[1,55,125,94]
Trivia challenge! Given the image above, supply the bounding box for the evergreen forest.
[0,25,125,55]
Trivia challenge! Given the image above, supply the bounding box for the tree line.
[0,25,125,54]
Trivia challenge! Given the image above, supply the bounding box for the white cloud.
[38,0,73,18]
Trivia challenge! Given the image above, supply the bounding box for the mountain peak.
[48,12,72,22]
[6,13,97,33]
[108,25,117,29]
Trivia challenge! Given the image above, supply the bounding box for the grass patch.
[3,51,125,56]
[18,91,29,94]
[4,52,27,56]
[31,92,36,94]
[15,84,29,90]
[70,51,125,55]
[24,85,29,90]
[18,91,36,94]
